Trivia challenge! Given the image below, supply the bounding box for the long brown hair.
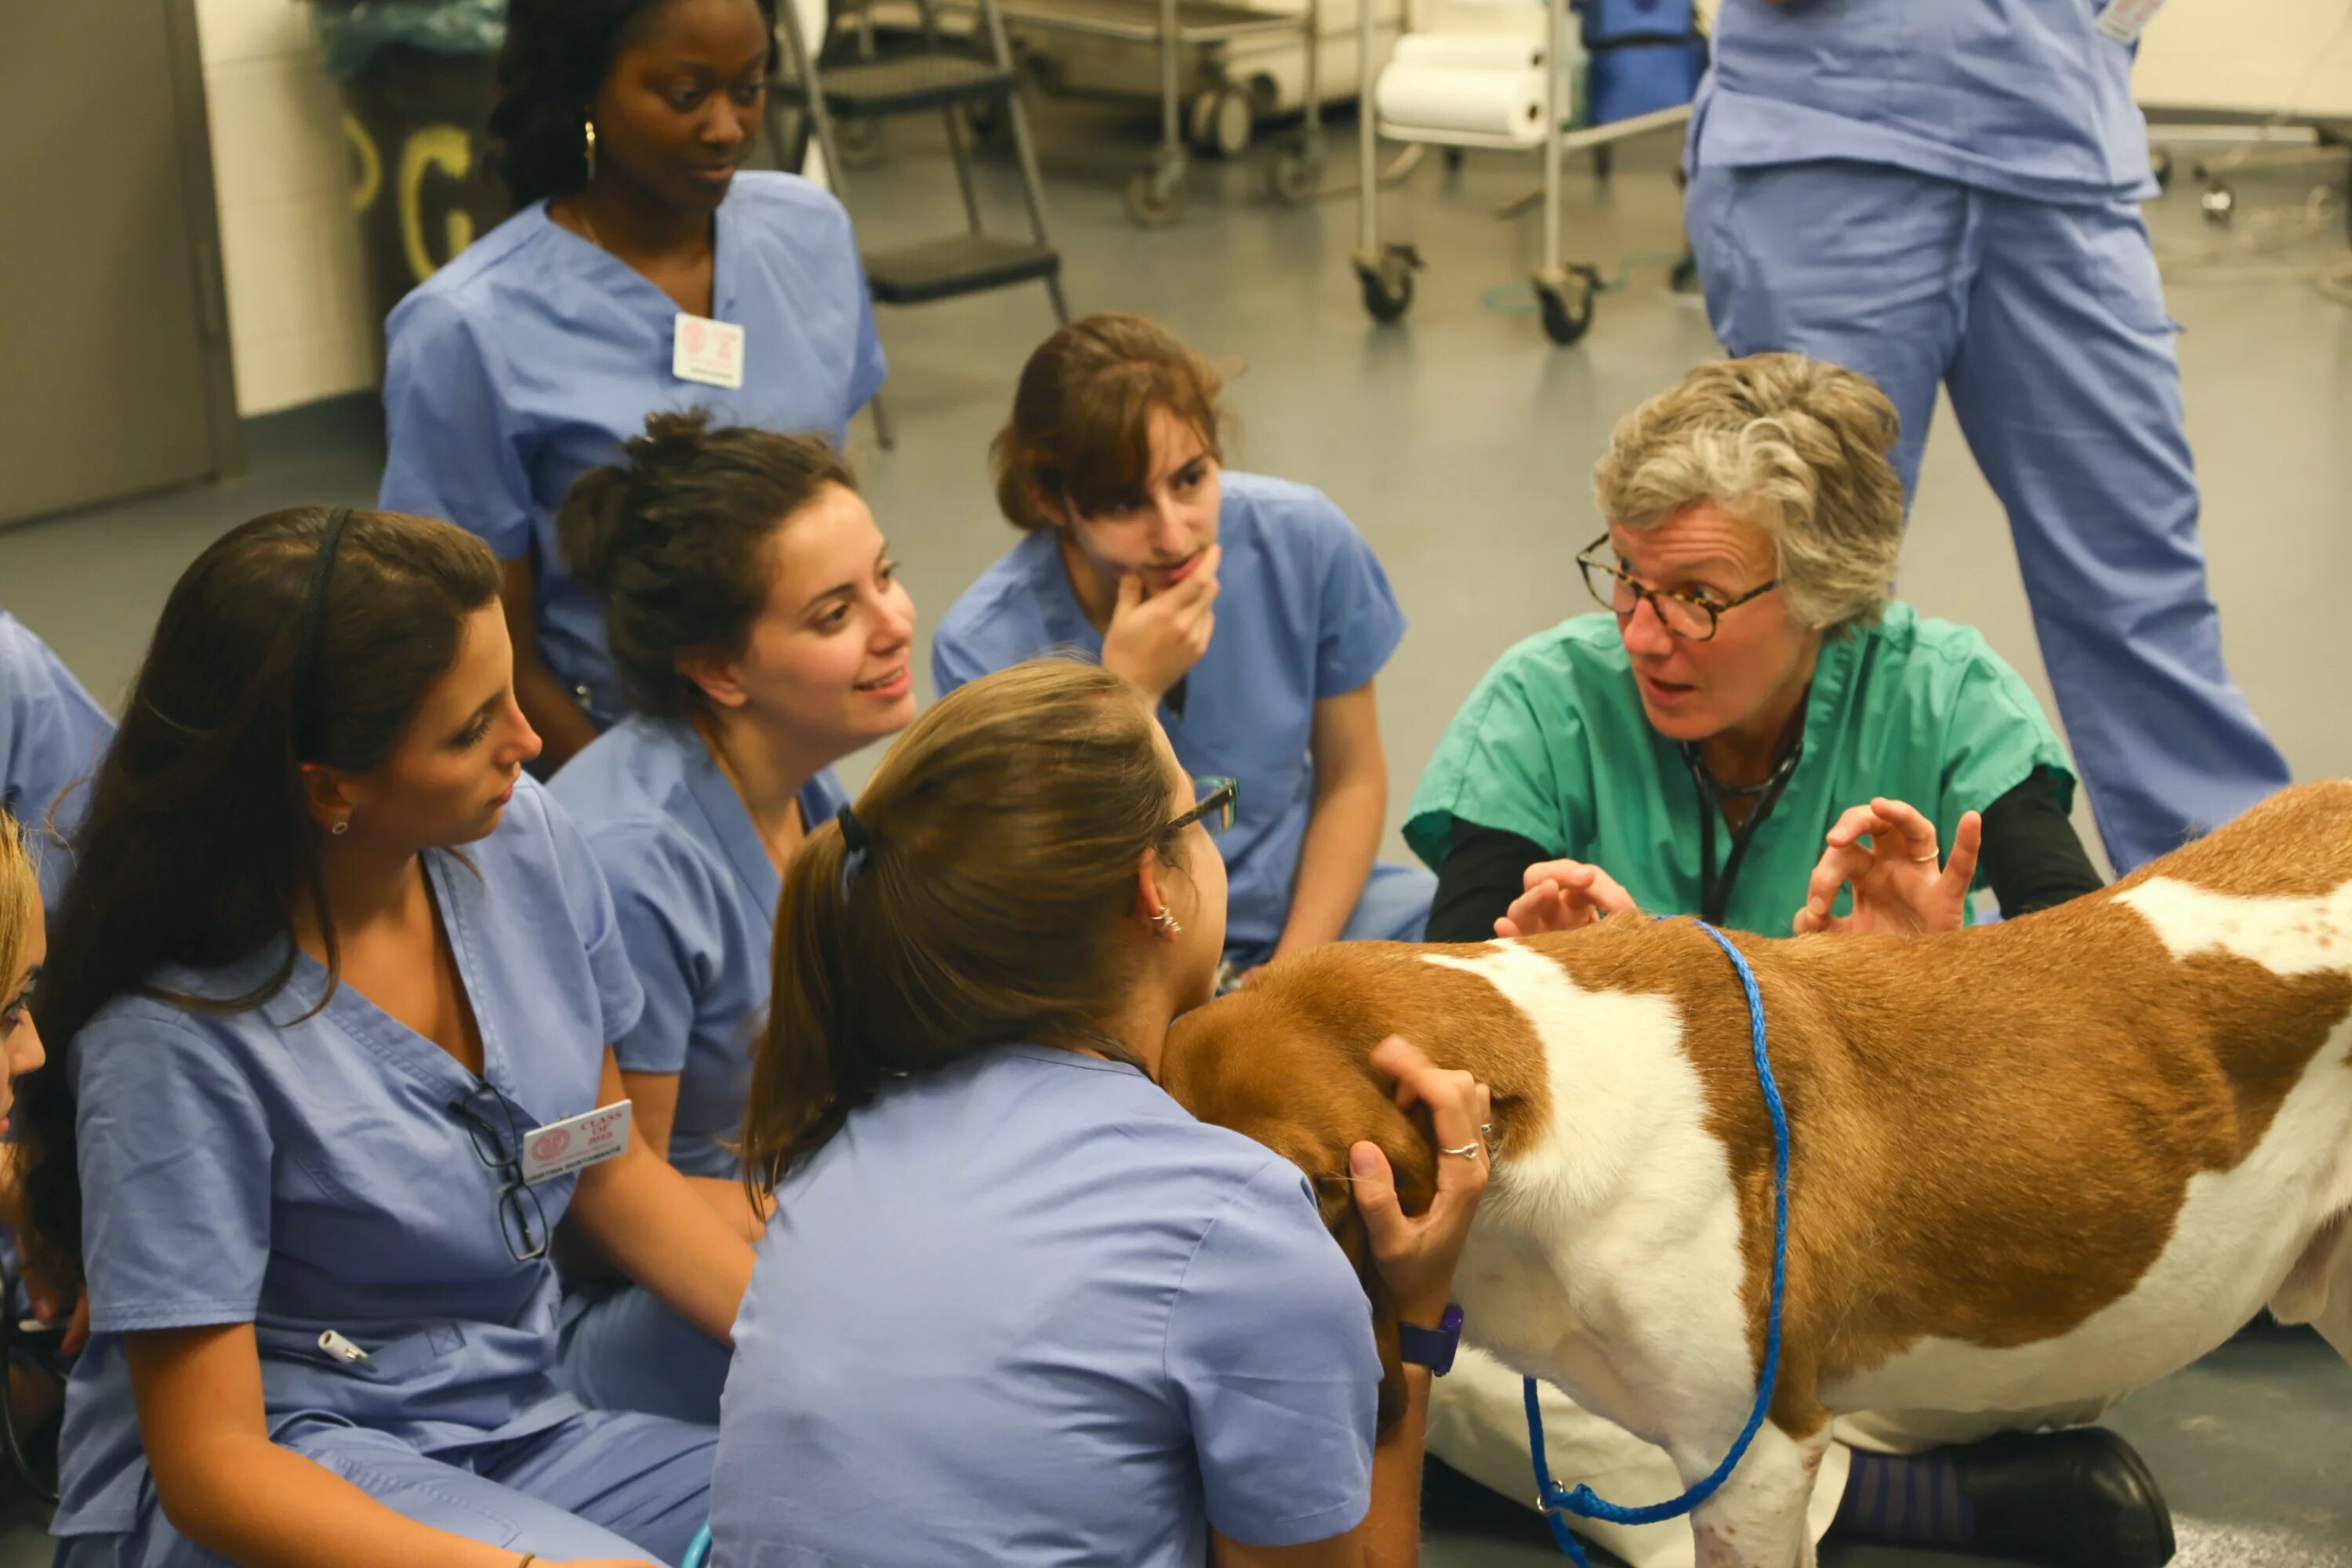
[15,507,501,1288]
[989,313,1229,531]
[741,659,1189,1194]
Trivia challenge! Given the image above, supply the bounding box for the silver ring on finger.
[1911,850,1940,862]
[1439,1142,1483,1160]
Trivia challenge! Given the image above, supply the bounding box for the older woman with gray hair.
[1413,351,2100,946]
[1404,354,2172,1568]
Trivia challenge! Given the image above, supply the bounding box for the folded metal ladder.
[770,0,1073,447]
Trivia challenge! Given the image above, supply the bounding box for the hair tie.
[835,804,872,898]
[290,506,353,762]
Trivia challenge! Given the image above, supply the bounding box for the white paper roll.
[1392,33,1544,70]
[1374,61,1548,143]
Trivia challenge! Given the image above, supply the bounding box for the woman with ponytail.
[546,411,915,1422]
[20,508,753,1568]
[710,659,1490,1567]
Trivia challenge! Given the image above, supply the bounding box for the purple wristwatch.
[1396,1304,1464,1375]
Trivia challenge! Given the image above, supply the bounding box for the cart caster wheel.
[1267,144,1323,205]
[1534,264,1599,346]
[1126,164,1186,227]
[1443,146,1466,172]
[1201,85,1254,158]
[1669,252,1701,295]
[2201,183,2235,225]
[1353,245,1421,325]
[2152,146,2174,191]
[834,114,885,167]
[1187,88,1222,152]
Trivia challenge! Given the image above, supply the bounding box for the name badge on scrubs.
[673,313,746,390]
[519,1100,633,1185]
[2093,0,2165,43]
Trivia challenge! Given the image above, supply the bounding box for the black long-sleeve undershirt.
[1424,765,2101,944]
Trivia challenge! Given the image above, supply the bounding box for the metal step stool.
[770,0,1072,448]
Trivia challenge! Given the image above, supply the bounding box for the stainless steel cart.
[1350,1,1689,344]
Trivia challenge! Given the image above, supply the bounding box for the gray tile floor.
[1,98,2347,1567]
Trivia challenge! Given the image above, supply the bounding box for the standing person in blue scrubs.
[546,412,916,1422]
[1682,0,2290,875]
[16,508,759,1568]
[933,314,1432,984]
[0,609,114,908]
[382,0,887,771]
[713,658,1492,1564]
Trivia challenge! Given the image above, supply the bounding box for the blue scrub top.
[931,473,1406,966]
[379,172,887,727]
[0,611,114,908]
[710,1045,1380,1564]
[53,778,643,1540]
[1693,0,2158,201]
[550,714,847,1179]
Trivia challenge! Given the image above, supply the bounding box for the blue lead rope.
[681,1522,713,1568]
[1525,918,1791,1565]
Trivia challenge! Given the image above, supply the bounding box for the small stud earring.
[583,118,598,180]
[1149,907,1182,938]
[331,819,350,837]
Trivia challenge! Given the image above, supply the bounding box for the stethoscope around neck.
[1681,738,1804,927]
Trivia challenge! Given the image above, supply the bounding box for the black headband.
[289,506,352,761]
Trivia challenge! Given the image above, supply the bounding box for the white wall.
[196,0,376,416]
[2136,0,2352,118]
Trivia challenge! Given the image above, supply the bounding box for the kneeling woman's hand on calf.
[1348,1036,1490,1327]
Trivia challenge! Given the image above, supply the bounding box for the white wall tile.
[219,196,332,364]
[194,0,312,67]
[205,53,350,210]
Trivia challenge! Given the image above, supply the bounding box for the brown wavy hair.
[989,313,1229,531]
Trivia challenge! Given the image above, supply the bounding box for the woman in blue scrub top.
[382,0,887,771]
[934,314,1433,985]
[1683,0,2288,875]
[712,658,1491,1565]
[0,609,114,909]
[546,412,916,1422]
[16,508,759,1568]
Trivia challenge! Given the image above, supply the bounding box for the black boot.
[1952,1428,2176,1568]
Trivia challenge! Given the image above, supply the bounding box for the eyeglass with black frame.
[1575,534,1780,643]
[1169,775,1238,837]
[447,1080,551,1264]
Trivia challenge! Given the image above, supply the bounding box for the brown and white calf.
[1160,779,2352,1568]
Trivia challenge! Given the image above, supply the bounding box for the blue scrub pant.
[556,1281,733,1425]
[1343,862,1439,942]
[1685,160,2291,873]
[53,1408,714,1568]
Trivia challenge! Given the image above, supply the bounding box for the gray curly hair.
[1592,354,1905,633]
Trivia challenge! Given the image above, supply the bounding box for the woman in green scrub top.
[1407,354,2176,1568]
[1413,352,2102,947]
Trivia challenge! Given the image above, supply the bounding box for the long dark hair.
[15,508,501,1288]
[489,0,781,208]
[740,660,1189,1195]
[559,410,855,719]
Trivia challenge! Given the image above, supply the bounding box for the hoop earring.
[330,819,350,837]
[583,118,598,181]
[1149,907,1182,938]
